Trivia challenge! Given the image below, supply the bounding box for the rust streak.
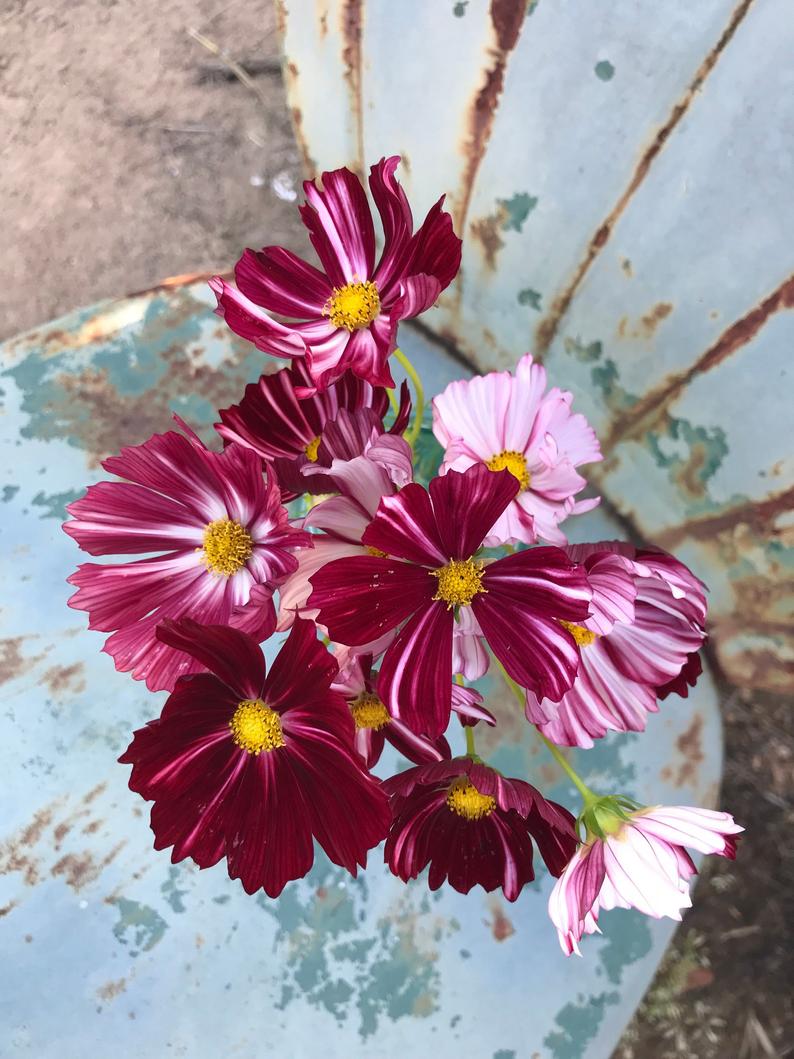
[603,271,794,452]
[655,485,794,550]
[534,0,756,355]
[340,0,365,180]
[453,0,526,238]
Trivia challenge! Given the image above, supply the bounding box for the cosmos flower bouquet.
[63,157,741,956]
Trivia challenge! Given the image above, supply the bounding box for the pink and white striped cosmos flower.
[210,156,461,393]
[64,428,310,692]
[549,805,743,955]
[525,541,708,748]
[432,353,602,546]
[308,463,592,738]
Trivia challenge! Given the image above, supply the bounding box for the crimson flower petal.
[234,246,331,317]
[300,166,376,285]
[362,482,448,565]
[429,465,518,559]
[262,618,338,713]
[156,618,266,700]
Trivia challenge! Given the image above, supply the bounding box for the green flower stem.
[493,655,598,804]
[464,725,477,758]
[393,346,425,447]
[386,385,400,417]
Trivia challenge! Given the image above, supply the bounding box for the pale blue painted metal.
[1,280,721,1058]
[277,0,794,692]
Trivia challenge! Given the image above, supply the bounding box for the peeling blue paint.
[498,192,538,233]
[111,898,168,955]
[517,288,543,310]
[595,60,615,81]
[544,991,620,1059]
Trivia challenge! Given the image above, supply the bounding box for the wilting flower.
[525,542,707,747]
[215,360,410,500]
[277,431,413,640]
[119,618,391,897]
[432,354,602,545]
[210,156,461,392]
[64,428,309,692]
[384,757,578,901]
[549,803,743,955]
[333,652,495,768]
[309,463,592,737]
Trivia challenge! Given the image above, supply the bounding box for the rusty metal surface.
[0,281,722,1057]
[277,0,794,692]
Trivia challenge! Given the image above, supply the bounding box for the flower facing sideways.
[309,463,592,737]
[119,618,391,897]
[525,542,707,748]
[432,353,602,545]
[549,802,743,955]
[63,427,310,692]
[384,757,578,901]
[210,156,461,392]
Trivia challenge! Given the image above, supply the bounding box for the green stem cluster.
[393,347,425,448]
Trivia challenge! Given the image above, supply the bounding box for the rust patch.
[621,258,633,277]
[534,0,756,355]
[470,212,505,269]
[0,636,46,685]
[0,805,57,885]
[656,485,794,551]
[125,271,229,301]
[674,714,704,787]
[38,662,86,697]
[453,0,526,239]
[603,271,794,451]
[97,978,127,1001]
[51,840,127,891]
[0,900,18,917]
[487,898,515,941]
[317,0,329,39]
[716,643,794,693]
[84,782,108,805]
[640,301,673,337]
[340,0,365,179]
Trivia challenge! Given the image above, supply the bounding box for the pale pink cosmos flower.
[432,353,602,545]
[525,541,707,748]
[549,805,743,955]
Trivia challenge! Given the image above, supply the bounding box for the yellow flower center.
[201,518,254,576]
[431,558,486,608]
[560,620,599,648]
[304,435,322,462]
[350,691,391,731]
[365,545,389,558]
[229,699,285,754]
[486,449,531,491]
[325,280,381,331]
[446,778,495,820]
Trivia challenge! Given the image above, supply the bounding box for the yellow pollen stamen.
[325,280,381,331]
[365,545,389,558]
[304,435,322,462]
[431,558,487,608]
[350,691,391,731]
[200,518,253,576]
[229,699,285,754]
[560,620,599,648]
[446,778,495,820]
[486,449,531,491]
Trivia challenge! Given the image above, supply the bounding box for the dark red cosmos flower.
[119,618,391,897]
[308,464,592,738]
[215,360,410,501]
[210,156,462,392]
[384,757,578,901]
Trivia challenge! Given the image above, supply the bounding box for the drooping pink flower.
[549,805,742,955]
[210,156,461,392]
[64,428,310,692]
[432,354,602,545]
[276,430,413,637]
[384,757,578,901]
[525,542,707,748]
[215,359,410,500]
[308,464,592,738]
[119,618,391,897]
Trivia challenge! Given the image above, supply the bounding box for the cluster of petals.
[120,618,391,897]
[64,426,310,692]
[432,353,602,545]
[384,756,578,901]
[215,359,410,501]
[210,156,461,392]
[308,463,592,737]
[549,805,743,955]
[525,541,708,747]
